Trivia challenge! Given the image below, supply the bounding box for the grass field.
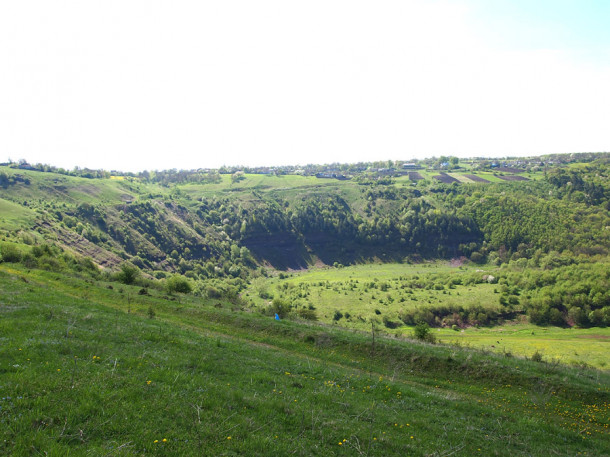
[247,262,499,323]
[0,197,36,230]
[1,263,609,456]
[245,263,610,369]
[438,325,610,369]
[0,167,143,206]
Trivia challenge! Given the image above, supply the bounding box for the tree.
[0,171,9,188]
[231,171,245,184]
[118,263,140,285]
[413,322,436,343]
[271,297,290,318]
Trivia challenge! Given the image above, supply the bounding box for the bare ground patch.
[497,175,529,181]
[433,173,459,184]
[463,174,490,183]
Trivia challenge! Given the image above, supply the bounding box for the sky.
[1,0,609,172]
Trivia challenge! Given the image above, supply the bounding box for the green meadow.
[0,198,36,230]
[438,325,610,369]
[245,262,610,369]
[1,263,609,456]
[1,156,610,454]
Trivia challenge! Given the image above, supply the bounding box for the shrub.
[166,275,192,294]
[39,256,61,272]
[21,252,38,268]
[206,286,222,299]
[271,298,290,318]
[383,316,400,329]
[413,322,436,343]
[31,244,53,258]
[0,244,22,263]
[297,308,318,321]
[117,263,140,285]
[549,308,566,327]
[470,251,485,264]
[531,351,543,363]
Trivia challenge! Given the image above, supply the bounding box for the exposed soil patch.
[39,221,123,269]
[408,172,424,181]
[463,174,489,183]
[449,256,467,267]
[76,184,103,197]
[497,175,529,181]
[433,173,459,184]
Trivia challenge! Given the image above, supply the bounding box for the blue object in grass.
[275,313,280,320]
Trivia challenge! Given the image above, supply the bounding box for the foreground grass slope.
[1,265,608,456]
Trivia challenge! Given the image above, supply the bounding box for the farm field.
[497,175,530,181]
[462,174,490,183]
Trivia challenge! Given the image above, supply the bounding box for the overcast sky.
[1,0,609,172]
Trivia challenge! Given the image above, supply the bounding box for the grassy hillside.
[1,264,609,456]
[1,154,610,347]
[2,156,609,273]
[0,197,36,230]
[2,154,610,455]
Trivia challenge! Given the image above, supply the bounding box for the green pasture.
[438,325,610,369]
[0,198,37,230]
[245,263,610,369]
[1,263,609,456]
[0,167,141,206]
[281,262,462,281]
[180,173,366,207]
[248,263,499,322]
[181,173,324,194]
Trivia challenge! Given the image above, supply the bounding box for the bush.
[117,263,140,285]
[413,322,436,343]
[21,252,38,268]
[333,310,344,321]
[39,256,61,272]
[271,298,290,318]
[0,244,22,263]
[470,251,485,264]
[548,308,566,327]
[206,286,222,299]
[383,316,400,329]
[166,275,192,294]
[530,351,543,363]
[297,308,318,321]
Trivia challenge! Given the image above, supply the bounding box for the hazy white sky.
[1,0,609,172]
